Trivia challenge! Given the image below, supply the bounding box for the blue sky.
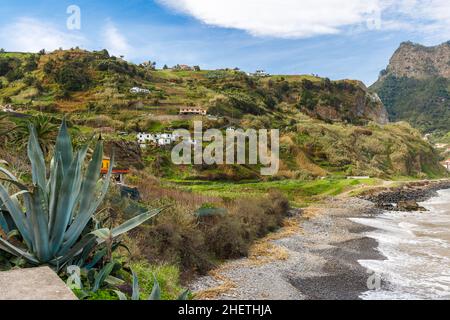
[0,0,449,85]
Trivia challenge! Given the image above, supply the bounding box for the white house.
[137,132,181,148]
[130,87,151,94]
[179,107,207,116]
[248,70,270,77]
[1,104,14,113]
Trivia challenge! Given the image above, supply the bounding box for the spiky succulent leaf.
[27,124,47,191]
[49,151,83,255]
[54,118,73,174]
[0,184,32,248]
[132,270,140,300]
[29,185,51,262]
[110,207,165,239]
[92,262,115,292]
[148,277,161,300]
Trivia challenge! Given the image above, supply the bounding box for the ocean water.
[350,189,450,300]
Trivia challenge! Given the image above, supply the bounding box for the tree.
[54,61,91,91]
[0,115,15,138]
[163,64,169,70]
[9,114,58,155]
[2,96,12,104]
[141,60,156,70]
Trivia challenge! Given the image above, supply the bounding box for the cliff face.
[381,41,450,80]
[295,79,389,125]
[371,41,450,133]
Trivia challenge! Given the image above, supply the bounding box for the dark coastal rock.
[375,203,396,211]
[360,180,450,212]
[396,200,427,212]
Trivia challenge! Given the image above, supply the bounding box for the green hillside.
[0,48,445,179]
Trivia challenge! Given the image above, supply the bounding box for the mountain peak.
[380,40,450,80]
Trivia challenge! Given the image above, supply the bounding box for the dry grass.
[245,242,290,267]
[193,270,237,300]
[301,207,323,220]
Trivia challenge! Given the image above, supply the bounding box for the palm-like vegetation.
[9,114,58,155]
[0,119,163,269]
[0,114,15,137]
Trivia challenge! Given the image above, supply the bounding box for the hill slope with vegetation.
[0,48,445,180]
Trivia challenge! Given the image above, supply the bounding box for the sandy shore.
[190,179,450,300]
[190,197,382,300]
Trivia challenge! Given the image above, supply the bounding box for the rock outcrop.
[371,41,450,132]
[380,41,450,80]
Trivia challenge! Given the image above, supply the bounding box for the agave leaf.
[59,153,114,256]
[54,118,73,174]
[0,211,10,233]
[27,124,47,191]
[29,185,51,262]
[0,237,39,265]
[0,165,18,181]
[0,179,34,250]
[63,141,103,243]
[49,151,83,255]
[177,290,190,301]
[90,228,111,241]
[105,275,125,286]
[6,229,20,239]
[0,184,32,248]
[77,239,98,268]
[113,290,128,301]
[148,276,161,300]
[48,154,64,234]
[110,207,166,240]
[131,270,140,300]
[92,261,115,292]
[52,233,97,271]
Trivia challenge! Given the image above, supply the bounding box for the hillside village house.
[443,159,450,171]
[246,70,270,77]
[101,157,130,184]
[179,107,207,116]
[130,87,150,94]
[137,132,179,148]
[137,132,198,148]
[1,104,14,113]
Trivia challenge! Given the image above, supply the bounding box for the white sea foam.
[350,189,450,300]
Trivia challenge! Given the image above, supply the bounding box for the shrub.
[138,205,213,274]
[200,214,249,259]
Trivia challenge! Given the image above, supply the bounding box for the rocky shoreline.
[190,179,450,300]
[359,180,450,211]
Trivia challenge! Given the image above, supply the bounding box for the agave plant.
[0,119,162,268]
[113,270,189,301]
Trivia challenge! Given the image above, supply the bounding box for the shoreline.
[190,179,450,300]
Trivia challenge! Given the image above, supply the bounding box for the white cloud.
[0,17,86,52]
[158,0,450,40]
[102,21,132,57]
[158,0,381,38]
